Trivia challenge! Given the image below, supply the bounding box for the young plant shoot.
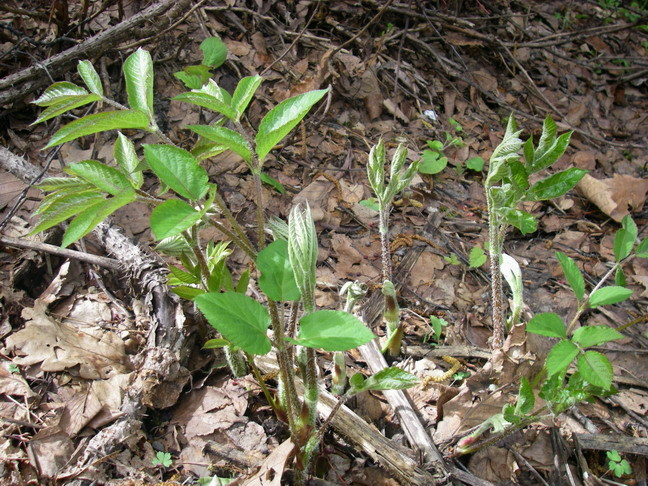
[29,46,420,485]
[366,140,418,355]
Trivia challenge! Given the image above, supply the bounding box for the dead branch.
[0,0,194,107]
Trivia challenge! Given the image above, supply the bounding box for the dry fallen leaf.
[577,173,648,221]
[243,439,295,486]
[6,306,128,379]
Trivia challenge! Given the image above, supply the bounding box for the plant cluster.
[30,45,418,483]
[456,116,646,456]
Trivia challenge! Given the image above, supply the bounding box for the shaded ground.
[1,0,647,485]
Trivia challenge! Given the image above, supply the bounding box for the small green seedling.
[152,451,173,468]
[174,37,228,89]
[427,316,448,344]
[468,245,487,268]
[419,117,484,175]
[607,450,632,478]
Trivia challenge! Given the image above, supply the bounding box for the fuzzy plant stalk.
[288,204,319,424]
[484,115,580,348]
[366,140,418,355]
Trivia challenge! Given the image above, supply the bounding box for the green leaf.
[349,367,419,394]
[589,286,633,308]
[256,88,328,162]
[359,198,379,212]
[44,110,150,148]
[497,207,537,234]
[61,190,136,247]
[150,199,202,240]
[614,215,637,262]
[614,267,626,287]
[426,140,444,151]
[77,60,103,96]
[418,150,447,175]
[35,177,92,192]
[31,190,104,234]
[114,132,143,188]
[578,351,613,389]
[545,339,579,377]
[171,286,205,300]
[530,125,572,173]
[168,264,200,284]
[527,312,566,338]
[468,246,487,268]
[195,292,271,355]
[32,93,101,125]
[525,168,587,201]
[123,48,154,117]
[173,65,212,90]
[65,160,132,195]
[256,239,301,301]
[260,172,286,194]
[32,81,88,106]
[514,377,535,416]
[556,252,585,301]
[290,310,375,351]
[203,338,230,349]
[231,75,263,120]
[572,326,624,347]
[187,125,252,163]
[200,37,228,68]
[143,144,209,200]
[172,79,236,120]
[635,238,648,258]
[465,156,485,171]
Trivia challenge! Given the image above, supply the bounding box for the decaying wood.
[0,235,121,271]
[0,147,190,478]
[0,0,194,107]
[575,434,648,456]
[254,355,445,485]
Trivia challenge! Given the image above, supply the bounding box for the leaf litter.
[0,0,647,484]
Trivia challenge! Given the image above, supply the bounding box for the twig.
[0,235,121,272]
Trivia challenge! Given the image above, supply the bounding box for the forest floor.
[0,1,647,485]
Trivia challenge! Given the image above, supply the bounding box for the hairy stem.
[487,193,505,349]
